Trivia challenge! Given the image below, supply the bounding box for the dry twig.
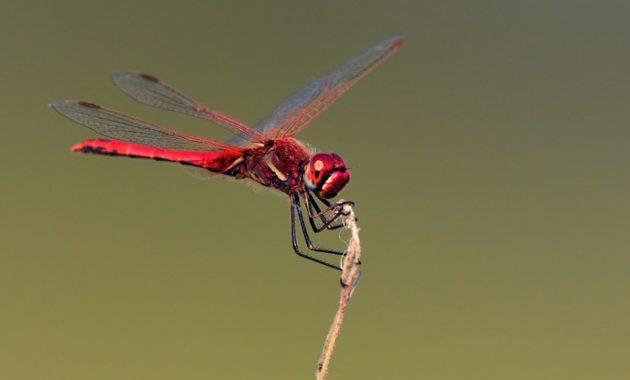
[315,203,361,380]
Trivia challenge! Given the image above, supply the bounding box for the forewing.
[243,34,404,142]
[111,72,266,143]
[50,100,236,151]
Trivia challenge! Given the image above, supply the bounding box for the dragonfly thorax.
[304,153,350,199]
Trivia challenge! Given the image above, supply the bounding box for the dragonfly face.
[304,152,350,199]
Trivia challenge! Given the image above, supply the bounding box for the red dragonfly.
[51,35,404,270]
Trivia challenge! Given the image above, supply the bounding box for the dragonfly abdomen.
[72,139,242,173]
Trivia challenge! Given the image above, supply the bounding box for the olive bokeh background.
[2,1,630,379]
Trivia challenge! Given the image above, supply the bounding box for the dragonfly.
[51,34,404,271]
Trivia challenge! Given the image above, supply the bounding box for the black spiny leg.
[305,190,354,232]
[295,193,345,257]
[305,191,340,231]
[290,193,343,271]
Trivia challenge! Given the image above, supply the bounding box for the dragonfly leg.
[304,190,354,232]
[305,191,338,231]
[290,194,343,271]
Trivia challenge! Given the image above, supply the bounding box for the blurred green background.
[2,1,630,379]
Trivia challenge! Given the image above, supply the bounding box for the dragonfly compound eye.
[304,153,350,199]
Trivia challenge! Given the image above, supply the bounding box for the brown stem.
[315,203,361,380]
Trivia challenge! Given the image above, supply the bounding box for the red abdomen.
[72,139,243,174]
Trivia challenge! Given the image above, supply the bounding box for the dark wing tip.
[139,73,159,82]
[77,100,100,109]
[111,71,159,83]
[50,100,101,115]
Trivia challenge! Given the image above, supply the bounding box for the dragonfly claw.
[334,200,355,217]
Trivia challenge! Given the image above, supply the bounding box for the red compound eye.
[304,153,350,199]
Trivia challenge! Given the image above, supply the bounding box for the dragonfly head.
[304,153,350,199]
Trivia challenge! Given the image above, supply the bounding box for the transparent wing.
[111,72,266,143]
[233,34,403,144]
[50,100,236,152]
[183,166,222,180]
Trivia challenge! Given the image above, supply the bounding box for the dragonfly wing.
[111,72,266,143]
[50,100,236,151]
[234,34,403,144]
[183,165,222,180]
